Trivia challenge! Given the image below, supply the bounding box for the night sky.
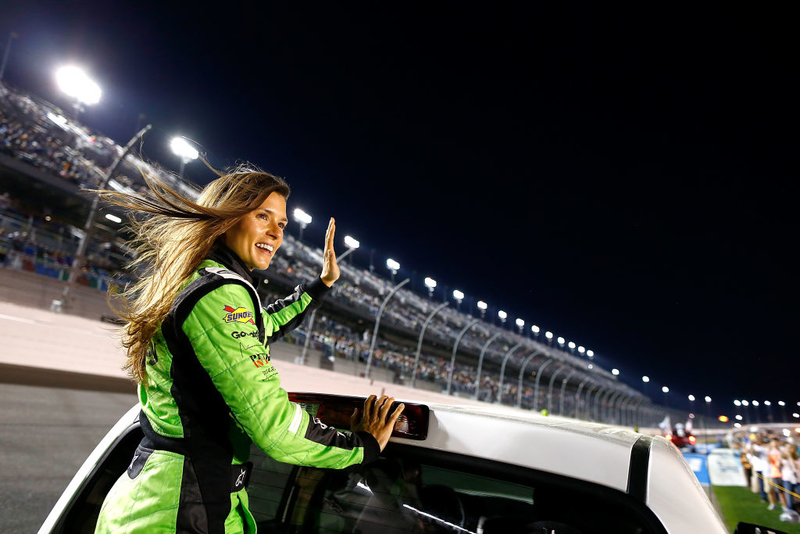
[1,2,796,417]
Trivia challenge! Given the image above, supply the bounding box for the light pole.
[642,375,650,398]
[558,369,578,415]
[386,258,400,284]
[545,331,554,345]
[411,301,448,388]
[764,400,773,423]
[337,235,360,263]
[476,300,487,320]
[473,332,502,401]
[704,396,712,452]
[365,278,410,379]
[533,358,555,412]
[497,310,507,328]
[531,325,540,340]
[293,209,312,242]
[170,137,199,178]
[424,277,437,299]
[568,341,576,354]
[779,401,787,422]
[55,65,101,119]
[60,124,152,310]
[578,345,585,357]
[496,343,524,404]
[557,337,565,350]
[516,350,540,408]
[752,400,760,423]
[452,289,464,311]
[662,386,670,408]
[0,32,18,81]
[446,318,480,396]
[547,365,568,415]
[515,318,525,335]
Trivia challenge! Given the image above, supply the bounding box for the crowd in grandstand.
[1,78,653,425]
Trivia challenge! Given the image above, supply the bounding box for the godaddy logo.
[223,305,255,325]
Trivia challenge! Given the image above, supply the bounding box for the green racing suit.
[95,245,379,533]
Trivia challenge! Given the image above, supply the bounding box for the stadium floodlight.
[568,341,576,350]
[779,401,786,407]
[515,318,524,327]
[794,413,800,419]
[477,300,488,310]
[688,395,696,402]
[424,277,437,299]
[497,310,507,324]
[531,324,540,335]
[642,376,650,383]
[662,386,669,393]
[734,423,742,428]
[578,346,585,354]
[452,289,464,301]
[385,258,400,282]
[764,400,771,406]
[293,209,312,242]
[336,235,360,263]
[742,400,749,407]
[55,66,101,106]
[752,401,759,407]
[545,331,553,340]
[611,368,620,376]
[586,350,594,358]
[557,336,565,346]
[734,400,741,406]
[344,235,360,249]
[104,213,122,224]
[735,415,743,420]
[587,364,593,369]
[170,137,199,177]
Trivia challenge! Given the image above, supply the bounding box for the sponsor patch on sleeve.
[223,305,255,325]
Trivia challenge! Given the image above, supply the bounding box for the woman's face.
[224,192,287,270]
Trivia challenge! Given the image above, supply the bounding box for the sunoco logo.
[223,305,255,325]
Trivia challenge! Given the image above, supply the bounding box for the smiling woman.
[89,163,403,533]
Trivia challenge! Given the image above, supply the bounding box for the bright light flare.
[497,310,507,320]
[452,289,464,301]
[386,258,400,271]
[55,66,101,105]
[424,277,437,289]
[170,137,199,162]
[293,208,312,226]
[477,300,488,310]
[344,235,360,249]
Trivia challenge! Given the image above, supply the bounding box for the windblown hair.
[100,163,290,384]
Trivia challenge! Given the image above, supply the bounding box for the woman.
[95,165,403,533]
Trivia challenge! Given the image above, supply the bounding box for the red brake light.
[288,393,430,440]
[689,436,696,444]
[666,434,673,441]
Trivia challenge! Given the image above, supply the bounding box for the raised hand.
[320,217,340,287]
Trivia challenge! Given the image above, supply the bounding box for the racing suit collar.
[208,242,256,285]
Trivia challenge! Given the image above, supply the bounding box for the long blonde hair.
[100,164,290,384]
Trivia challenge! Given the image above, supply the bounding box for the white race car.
[39,393,772,534]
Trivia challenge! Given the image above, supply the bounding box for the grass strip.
[714,485,799,533]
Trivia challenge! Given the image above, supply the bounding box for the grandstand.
[1,79,698,429]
